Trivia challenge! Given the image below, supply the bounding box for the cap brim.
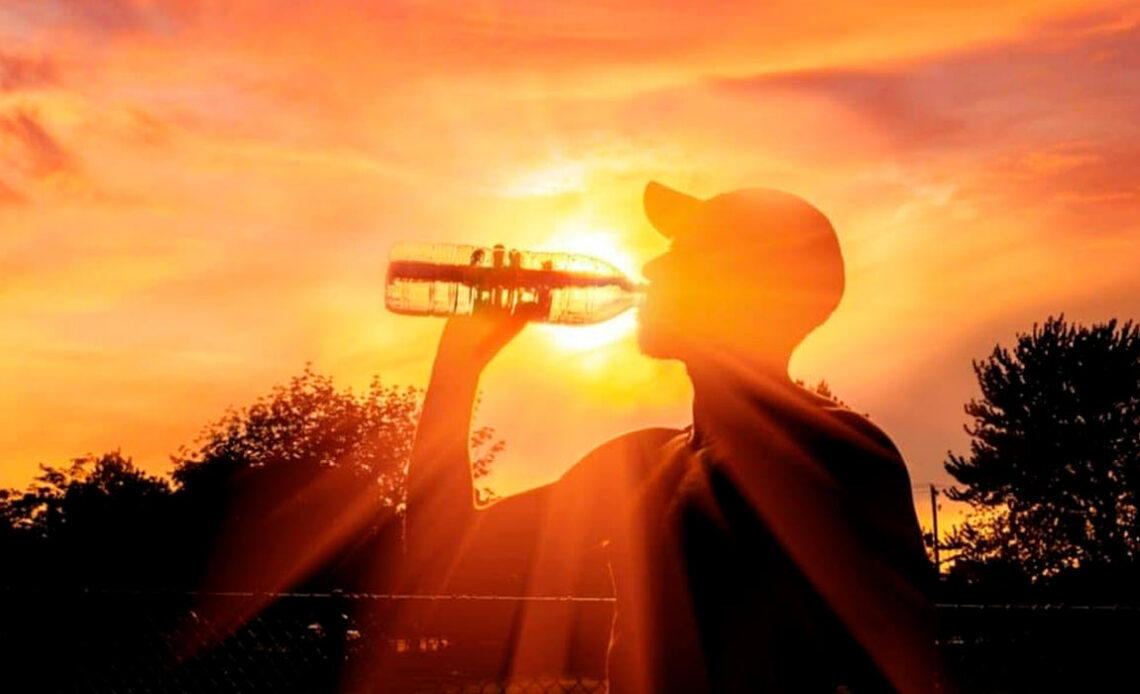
[644,181,701,239]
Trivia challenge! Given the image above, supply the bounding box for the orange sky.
[3,1,1140,535]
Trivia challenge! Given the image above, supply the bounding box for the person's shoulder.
[613,426,686,446]
[585,426,685,461]
[814,404,920,505]
[558,427,685,483]
[814,400,903,463]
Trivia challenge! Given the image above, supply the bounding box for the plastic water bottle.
[385,242,643,324]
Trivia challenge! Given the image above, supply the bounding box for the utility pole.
[929,484,940,575]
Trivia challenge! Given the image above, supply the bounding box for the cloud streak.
[0,109,74,177]
[0,176,24,204]
[0,52,57,92]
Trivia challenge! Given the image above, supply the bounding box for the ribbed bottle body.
[385,242,641,325]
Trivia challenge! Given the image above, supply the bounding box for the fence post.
[930,484,940,574]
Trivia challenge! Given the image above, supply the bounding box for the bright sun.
[533,225,644,354]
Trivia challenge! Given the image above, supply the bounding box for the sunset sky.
[2,1,1140,534]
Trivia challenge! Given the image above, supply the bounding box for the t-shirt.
[447,382,935,693]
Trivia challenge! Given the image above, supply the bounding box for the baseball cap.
[642,180,845,303]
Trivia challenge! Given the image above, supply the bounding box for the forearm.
[404,356,482,554]
[399,312,527,591]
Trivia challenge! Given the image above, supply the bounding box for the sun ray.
[531,224,644,353]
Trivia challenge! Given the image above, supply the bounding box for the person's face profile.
[636,237,765,359]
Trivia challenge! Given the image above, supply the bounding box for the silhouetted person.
[402,182,935,693]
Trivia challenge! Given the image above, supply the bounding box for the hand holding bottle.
[436,310,528,373]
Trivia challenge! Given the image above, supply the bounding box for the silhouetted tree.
[0,451,172,587]
[173,367,419,504]
[793,379,848,408]
[944,316,1140,582]
[0,366,501,592]
[169,365,501,591]
[173,365,498,508]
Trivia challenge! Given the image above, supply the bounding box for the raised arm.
[402,312,527,588]
[401,309,677,601]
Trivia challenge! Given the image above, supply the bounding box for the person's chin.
[636,323,678,359]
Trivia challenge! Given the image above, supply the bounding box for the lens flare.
[533,226,643,353]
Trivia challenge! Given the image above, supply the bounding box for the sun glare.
[533,224,644,354]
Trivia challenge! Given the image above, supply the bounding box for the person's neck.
[684,346,796,441]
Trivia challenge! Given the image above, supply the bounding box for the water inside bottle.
[385,243,642,325]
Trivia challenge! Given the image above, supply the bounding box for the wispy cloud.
[0,109,74,177]
[0,0,192,38]
[0,52,58,92]
[0,176,25,204]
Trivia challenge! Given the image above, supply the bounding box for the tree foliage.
[4,452,170,533]
[794,379,851,409]
[944,316,1140,580]
[173,365,499,508]
[0,366,502,591]
[0,452,173,586]
[173,366,421,509]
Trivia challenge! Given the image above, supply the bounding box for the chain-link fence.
[937,602,1138,693]
[1,589,612,694]
[1,589,1136,692]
